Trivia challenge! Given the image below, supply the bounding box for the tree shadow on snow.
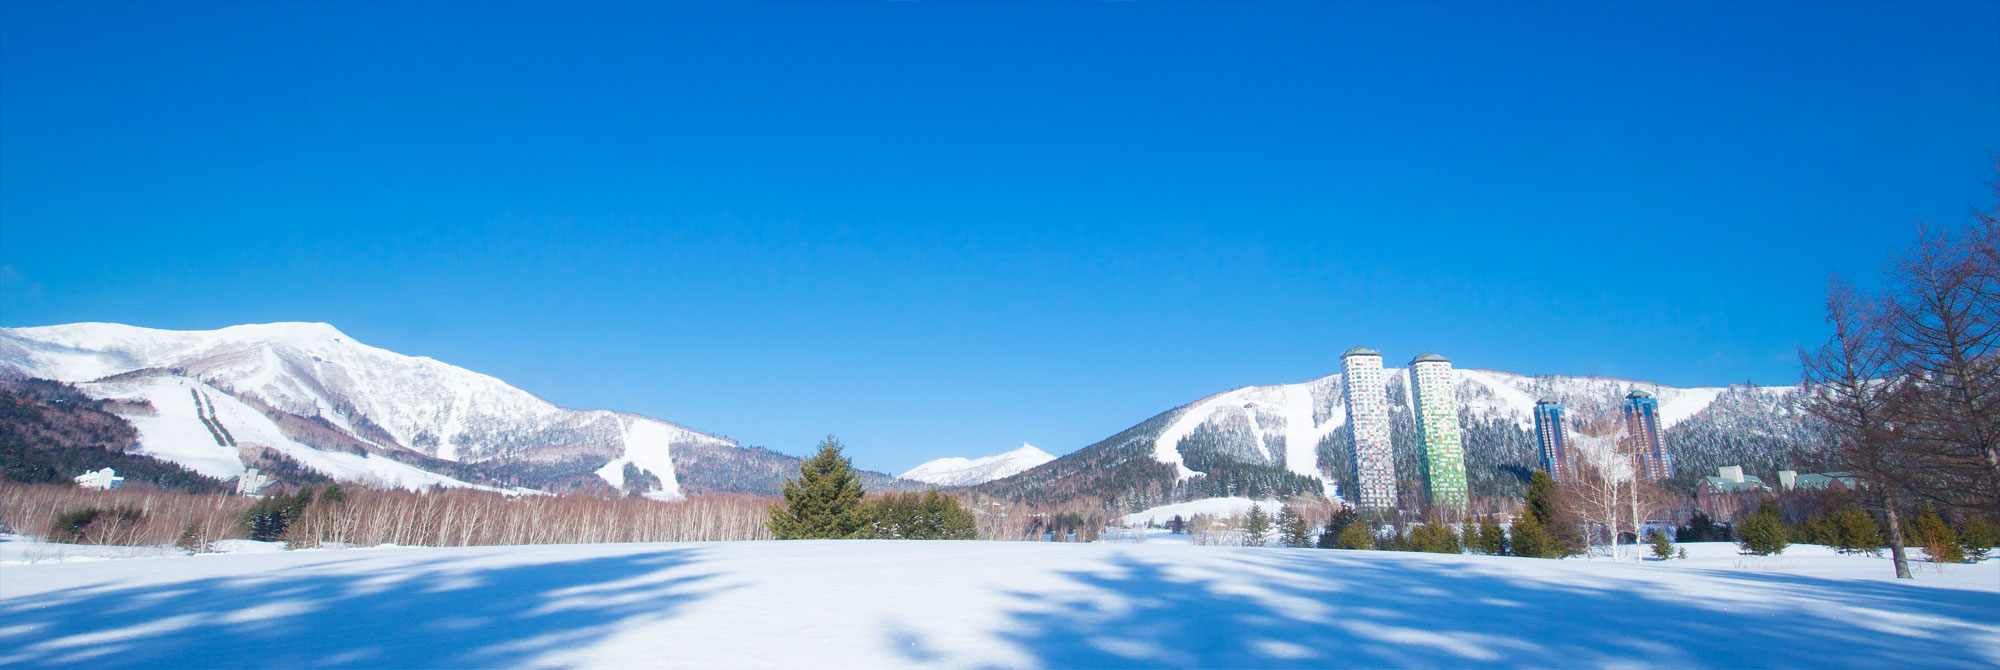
[0,546,725,669]
[977,550,1998,669]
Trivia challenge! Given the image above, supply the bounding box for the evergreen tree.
[1960,516,1997,562]
[1526,471,1559,527]
[1648,529,1674,560]
[768,436,868,539]
[1509,514,1554,558]
[1829,508,1884,556]
[1337,522,1375,550]
[1908,506,1964,563]
[1461,518,1481,554]
[240,487,314,542]
[1167,514,1186,535]
[1242,504,1273,546]
[1278,507,1313,548]
[1736,501,1790,556]
[1478,516,1508,556]
[1317,505,1359,549]
[1524,470,1583,555]
[1409,521,1461,554]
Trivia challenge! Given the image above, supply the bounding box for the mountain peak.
[900,443,1058,487]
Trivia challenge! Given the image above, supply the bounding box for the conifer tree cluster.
[861,488,977,540]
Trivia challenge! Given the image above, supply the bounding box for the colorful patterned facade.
[1625,390,1670,481]
[1409,353,1467,511]
[1341,346,1397,510]
[1533,397,1572,482]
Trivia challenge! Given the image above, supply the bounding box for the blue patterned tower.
[1533,397,1572,482]
[1625,390,1670,481]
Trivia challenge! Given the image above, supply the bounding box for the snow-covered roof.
[1701,475,1770,494]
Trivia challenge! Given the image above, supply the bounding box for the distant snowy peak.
[0,322,713,499]
[901,444,1056,487]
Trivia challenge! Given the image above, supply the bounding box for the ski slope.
[1,539,1991,669]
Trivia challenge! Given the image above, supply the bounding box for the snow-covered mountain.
[972,360,1822,510]
[900,444,1056,486]
[0,322,918,497]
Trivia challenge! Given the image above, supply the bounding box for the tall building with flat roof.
[1625,390,1670,481]
[1341,346,1397,510]
[1409,352,1467,511]
[1533,397,1572,482]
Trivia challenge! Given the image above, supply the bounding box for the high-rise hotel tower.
[1341,346,1397,510]
[1533,397,1572,482]
[1625,390,1670,481]
[1409,352,1468,511]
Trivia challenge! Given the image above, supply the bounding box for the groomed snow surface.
[1,538,1992,669]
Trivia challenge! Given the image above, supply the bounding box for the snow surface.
[0,539,1991,669]
[900,444,1056,486]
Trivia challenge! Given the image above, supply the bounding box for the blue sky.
[3,2,1996,474]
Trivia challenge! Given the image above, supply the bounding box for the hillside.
[0,538,1990,669]
[0,323,919,497]
[972,365,1827,512]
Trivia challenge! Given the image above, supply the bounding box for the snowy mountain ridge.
[973,360,1817,508]
[900,444,1056,486]
[0,322,916,498]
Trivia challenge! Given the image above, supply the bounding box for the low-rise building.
[74,467,124,490]
[1695,465,1768,523]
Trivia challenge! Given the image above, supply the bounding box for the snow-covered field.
[0,537,1993,669]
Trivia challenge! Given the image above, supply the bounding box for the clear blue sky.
[3,2,1996,474]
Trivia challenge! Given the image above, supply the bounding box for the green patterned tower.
[1408,352,1467,512]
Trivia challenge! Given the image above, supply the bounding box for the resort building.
[1625,390,1671,481]
[1533,397,1572,482]
[1341,346,1398,510]
[1409,352,1468,511]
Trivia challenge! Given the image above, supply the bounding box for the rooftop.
[1409,352,1449,364]
[1627,390,1655,399]
[1341,346,1381,359]
[1536,396,1560,405]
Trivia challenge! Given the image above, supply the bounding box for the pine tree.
[1461,518,1481,554]
[1736,501,1790,556]
[1409,521,1461,554]
[1242,504,1273,546]
[1526,471,1559,527]
[1960,516,1997,562]
[768,436,868,539]
[1524,470,1582,555]
[1829,508,1884,556]
[1478,516,1508,556]
[1337,522,1375,550]
[1648,529,1674,560]
[1168,514,1186,534]
[1509,514,1554,558]
[1908,506,1964,563]
[1317,505,1359,549]
[1278,507,1312,548]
